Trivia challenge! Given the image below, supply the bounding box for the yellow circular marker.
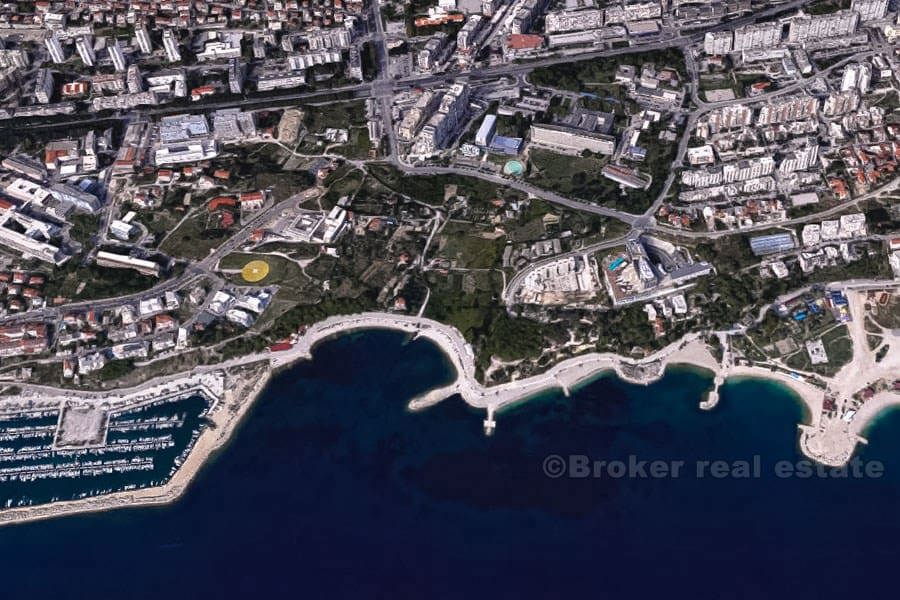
[241,259,270,283]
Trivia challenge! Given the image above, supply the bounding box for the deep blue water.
[1,330,900,599]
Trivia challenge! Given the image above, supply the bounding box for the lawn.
[159,211,231,260]
[138,208,184,247]
[437,223,506,269]
[527,149,610,195]
[253,241,320,260]
[67,214,100,247]
[303,100,368,132]
[322,166,366,205]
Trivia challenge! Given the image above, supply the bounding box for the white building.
[138,297,164,317]
[682,157,775,188]
[756,95,818,126]
[413,83,470,154]
[457,15,485,51]
[802,224,821,246]
[722,157,775,183]
[0,49,29,69]
[287,49,342,69]
[0,211,67,265]
[136,26,152,54]
[78,352,106,374]
[545,9,605,33]
[839,213,867,238]
[110,219,137,240]
[109,39,127,72]
[530,123,615,155]
[841,63,872,93]
[732,22,782,51]
[475,114,497,147]
[162,29,182,63]
[398,91,439,142]
[226,309,254,328]
[604,2,661,24]
[212,108,257,141]
[45,33,66,64]
[322,206,349,244]
[306,28,352,50]
[75,35,96,67]
[256,68,306,91]
[704,31,733,55]
[126,64,143,94]
[706,105,753,132]
[5,178,52,204]
[823,90,860,116]
[779,141,819,174]
[851,0,888,22]
[788,10,859,44]
[418,32,448,71]
[228,58,245,94]
[50,183,101,213]
[154,140,218,165]
[34,69,53,104]
[95,251,160,277]
[196,33,242,62]
[110,342,149,360]
[687,145,715,166]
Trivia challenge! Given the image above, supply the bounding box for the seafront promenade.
[1,307,898,525]
[279,312,823,415]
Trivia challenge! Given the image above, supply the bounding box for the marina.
[0,393,212,508]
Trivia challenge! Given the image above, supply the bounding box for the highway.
[1,0,817,131]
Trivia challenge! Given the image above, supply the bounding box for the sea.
[1,329,900,599]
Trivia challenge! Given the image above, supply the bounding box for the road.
[395,163,643,223]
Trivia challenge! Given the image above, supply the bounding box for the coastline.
[0,311,891,525]
[853,395,900,438]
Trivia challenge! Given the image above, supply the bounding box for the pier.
[700,376,723,411]
[483,405,496,436]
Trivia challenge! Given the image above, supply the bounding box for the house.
[239,190,265,211]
